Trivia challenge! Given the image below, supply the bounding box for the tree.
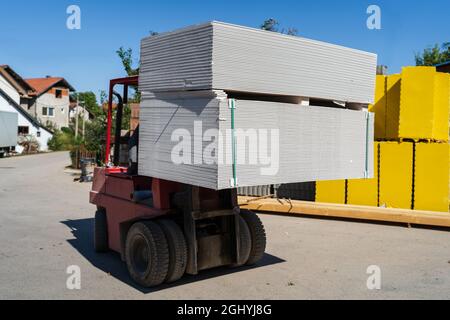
[116,47,140,76]
[260,18,279,32]
[260,18,299,36]
[71,91,101,116]
[415,43,450,66]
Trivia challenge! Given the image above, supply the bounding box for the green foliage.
[71,91,102,116]
[260,18,298,36]
[116,47,141,102]
[415,43,450,66]
[116,47,140,76]
[47,129,78,151]
[84,113,107,153]
[260,18,279,32]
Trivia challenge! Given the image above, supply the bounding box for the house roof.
[0,86,53,135]
[25,77,75,96]
[0,65,36,97]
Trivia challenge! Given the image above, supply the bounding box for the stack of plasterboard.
[138,21,377,190]
[138,91,374,190]
[140,21,377,104]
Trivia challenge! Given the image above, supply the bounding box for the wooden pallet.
[238,196,450,228]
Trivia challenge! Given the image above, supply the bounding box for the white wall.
[0,74,53,152]
[36,91,70,129]
[0,74,20,104]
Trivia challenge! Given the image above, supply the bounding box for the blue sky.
[0,0,449,98]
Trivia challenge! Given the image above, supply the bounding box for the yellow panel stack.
[371,67,449,142]
[313,67,449,214]
[398,67,437,140]
[379,142,414,210]
[315,180,346,204]
[347,143,379,206]
[414,143,449,212]
[369,76,387,140]
[385,74,401,140]
[433,72,450,141]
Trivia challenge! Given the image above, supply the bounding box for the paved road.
[1,152,450,299]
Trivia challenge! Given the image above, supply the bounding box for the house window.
[18,126,29,135]
[42,107,55,117]
[37,131,41,138]
[55,89,63,99]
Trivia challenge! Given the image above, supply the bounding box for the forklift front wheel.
[232,215,252,267]
[241,210,267,265]
[125,221,169,287]
[94,208,108,253]
[157,220,188,283]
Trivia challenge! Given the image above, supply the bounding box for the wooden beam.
[238,196,450,228]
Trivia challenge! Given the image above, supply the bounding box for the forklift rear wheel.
[241,210,267,265]
[125,221,169,287]
[157,219,188,283]
[232,215,252,266]
[94,208,108,253]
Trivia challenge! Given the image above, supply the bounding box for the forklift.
[90,76,266,287]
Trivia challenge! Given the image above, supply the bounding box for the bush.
[48,129,78,151]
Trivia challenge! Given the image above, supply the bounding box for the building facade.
[0,66,53,153]
[24,77,75,130]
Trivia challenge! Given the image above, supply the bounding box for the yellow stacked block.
[315,180,346,204]
[385,74,401,140]
[379,142,414,209]
[433,73,450,141]
[347,143,379,206]
[369,76,387,140]
[370,67,449,141]
[414,143,449,212]
[398,67,436,140]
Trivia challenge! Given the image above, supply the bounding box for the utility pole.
[75,94,79,139]
[82,102,86,138]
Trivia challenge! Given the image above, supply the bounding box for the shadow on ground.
[61,218,285,294]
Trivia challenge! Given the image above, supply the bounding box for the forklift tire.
[232,215,252,267]
[125,221,169,287]
[241,210,266,265]
[157,219,188,283]
[94,208,108,253]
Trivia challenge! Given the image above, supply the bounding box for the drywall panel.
[217,100,374,189]
[138,91,374,190]
[140,21,377,104]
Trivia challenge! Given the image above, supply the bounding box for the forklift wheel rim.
[129,234,151,275]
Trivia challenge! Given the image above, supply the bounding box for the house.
[69,100,95,122]
[23,76,75,129]
[0,66,53,153]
